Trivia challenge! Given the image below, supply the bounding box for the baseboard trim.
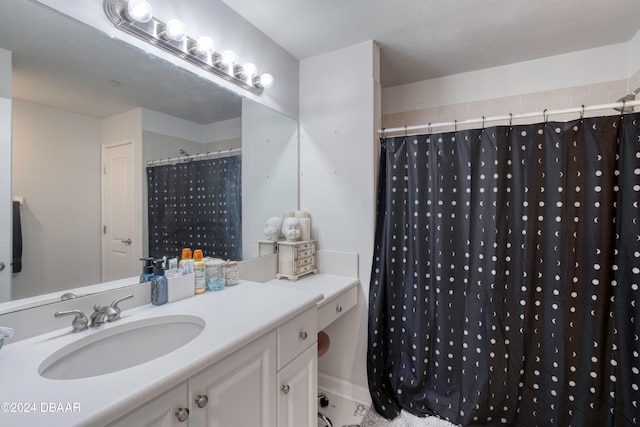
[318,372,371,405]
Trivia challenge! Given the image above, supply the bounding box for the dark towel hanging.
[12,200,22,273]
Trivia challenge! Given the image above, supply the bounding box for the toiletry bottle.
[178,248,192,270]
[151,259,168,306]
[139,257,155,283]
[193,249,206,294]
[224,260,240,286]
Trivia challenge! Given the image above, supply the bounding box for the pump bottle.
[151,259,168,306]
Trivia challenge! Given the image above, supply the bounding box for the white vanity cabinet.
[108,308,317,427]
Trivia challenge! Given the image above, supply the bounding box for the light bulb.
[194,36,215,55]
[258,73,274,89]
[242,63,257,78]
[164,19,186,42]
[221,50,238,66]
[126,0,152,23]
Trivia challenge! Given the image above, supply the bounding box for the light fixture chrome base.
[103,0,264,95]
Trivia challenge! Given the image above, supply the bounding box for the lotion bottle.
[151,259,168,306]
[193,249,206,294]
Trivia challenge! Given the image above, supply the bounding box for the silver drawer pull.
[175,407,190,422]
[195,394,209,408]
[336,305,343,313]
[281,384,290,394]
[299,331,308,340]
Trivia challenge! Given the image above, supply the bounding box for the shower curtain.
[368,113,640,426]
[147,155,242,261]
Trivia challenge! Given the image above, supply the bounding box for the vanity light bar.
[103,0,273,95]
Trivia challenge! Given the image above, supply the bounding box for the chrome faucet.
[55,294,134,331]
[54,310,89,332]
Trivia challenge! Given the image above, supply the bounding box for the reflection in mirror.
[0,1,298,313]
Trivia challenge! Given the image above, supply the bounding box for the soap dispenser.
[151,259,168,306]
[139,257,155,283]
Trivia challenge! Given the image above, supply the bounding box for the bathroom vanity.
[0,273,358,427]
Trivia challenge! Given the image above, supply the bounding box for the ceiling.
[221,0,640,88]
[3,0,640,121]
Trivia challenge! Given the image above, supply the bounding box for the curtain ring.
[454,119,458,132]
[482,116,485,129]
[543,108,548,122]
[428,123,432,134]
[621,100,626,116]
[381,128,387,139]
[404,125,408,136]
[509,113,513,126]
[580,105,585,121]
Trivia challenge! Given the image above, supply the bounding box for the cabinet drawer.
[295,256,314,268]
[295,248,315,259]
[296,241,315,251]
[318,285,357,330]
[294,264,315,275]
[277,307,317,370]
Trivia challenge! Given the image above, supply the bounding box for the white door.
[277,344,318,427]
[102,142,136,282]
[0,98,11,302]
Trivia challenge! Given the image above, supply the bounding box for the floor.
[317,387,369,427]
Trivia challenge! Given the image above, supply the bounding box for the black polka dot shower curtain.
[368,114,640,426]
[146,156,242,261]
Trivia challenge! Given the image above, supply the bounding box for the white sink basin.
[39,315,205,380]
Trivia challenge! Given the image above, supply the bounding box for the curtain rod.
[147,148,242,167]
[379,99,640,135]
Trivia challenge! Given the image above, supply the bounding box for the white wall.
[383,43,631,116]
[299,41,380,391]
[35,0,299,120]
[0,49,12,301]
[629,30,640,79]
[12,100,102,299]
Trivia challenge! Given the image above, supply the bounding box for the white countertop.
[265,274,359,307]
[0,280,323,427]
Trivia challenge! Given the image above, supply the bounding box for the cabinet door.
[277,344,318,427]
[108,383,189,427]
[189,331,277,427]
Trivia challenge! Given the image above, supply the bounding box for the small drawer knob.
[175,407,190,422]
[281,384,290,394]
[336,305,343,313]
[299,331,308,340]
[195,394,209,408]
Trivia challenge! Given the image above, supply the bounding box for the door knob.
[0,262,5,272]
[121,239,132,245]
[281,384,290,395]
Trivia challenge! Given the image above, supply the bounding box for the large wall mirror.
[0,1,298,312]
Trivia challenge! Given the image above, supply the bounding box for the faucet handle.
[55,310,89,333]
[109,294,134,322]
